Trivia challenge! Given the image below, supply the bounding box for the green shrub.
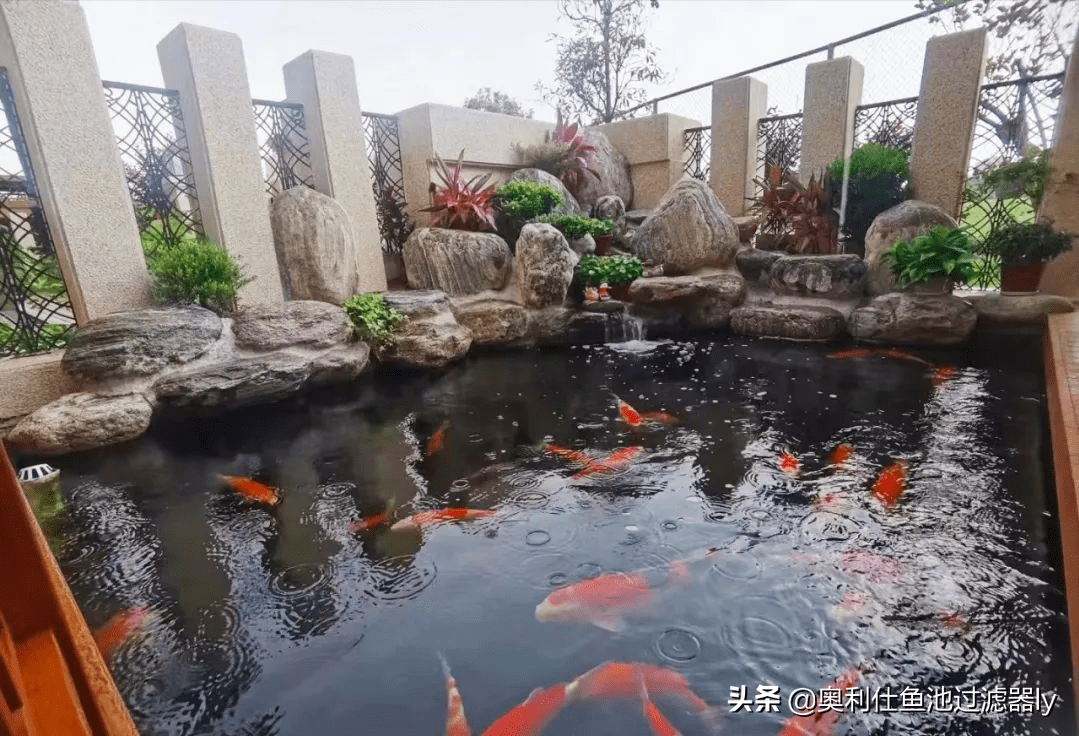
[827,143,912,252]
[533,213,613,240]
[886,226,976,287]
[980,149,1051,210]
[981,219,1074,266]
[343,293,406,346]
[147,238,253,314]
[495,180,564,220]
[578,254,644,285]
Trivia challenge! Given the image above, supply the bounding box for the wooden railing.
[0,443,139,736]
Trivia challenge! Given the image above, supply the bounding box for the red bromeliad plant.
[549,110,601,192]
[420,149,498,232]
[786,171,839,254]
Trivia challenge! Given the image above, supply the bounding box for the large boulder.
[307,343,372,387]
[769,255,867,299]
[631,178,739,275]
[374,291,472,369]
[153,353,312,413]
[736,248,782,284]
[232,300,350,352]
[271,186,360,304]
[507,168,581,215]
[849,293,977,346]
[864,200,958,296]
[526,307,609,346]
[402,228,513,297]
[7,392,154,455]
[627,270,747,329]
[451,298,529,347]
[515,224,577,309]
[572,130,633,210]
[731,304,847,341]
[593,195,626,222]
[615,208,651,250]
[62,306,222,384]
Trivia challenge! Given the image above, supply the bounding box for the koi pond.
[24,333,1074,736]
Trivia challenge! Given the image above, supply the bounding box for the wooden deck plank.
[16,630,92,736]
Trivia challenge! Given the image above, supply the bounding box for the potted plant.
[982,219,1074,294]
[578,254,644,301]
[592,219,616,255]
[885,226,976,293]
[533,214,615,253]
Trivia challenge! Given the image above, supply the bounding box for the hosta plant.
[420,149,498,232]
[886,226,976,287]
[578,254,644,285]
[342,293,406,346]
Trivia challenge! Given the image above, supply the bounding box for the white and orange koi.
[439,653,472,736]
[390,507,496,532]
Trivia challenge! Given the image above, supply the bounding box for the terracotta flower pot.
[1000,263,1045,294]
[594,233,615,255]
[611,282,632,301]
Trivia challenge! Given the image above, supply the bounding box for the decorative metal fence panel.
[0,69,75,358]
[683,126,711,183]
[852,96,919,153]
[361,112,412,254]
[252,99,315,199]
[756,112,804,184]
[102,81,203,258]
[961,73,1065,290]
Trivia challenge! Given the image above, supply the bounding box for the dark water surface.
[28,333,1074,736]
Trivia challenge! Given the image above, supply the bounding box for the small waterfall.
[604,310,646,343]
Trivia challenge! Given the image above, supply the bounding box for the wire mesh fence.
[361,112,413,254]
[252,99,315,199]
[102,81,203,259]
[0,69,75,358]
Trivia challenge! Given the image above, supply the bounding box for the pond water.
[25,333,1074,736]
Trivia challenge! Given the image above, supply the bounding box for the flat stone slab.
[383,290,453,317]
[628,270,746,330]
[736,248,782,282]
[307,343,372,387]
[769,254,867,299]
[451,298,529,346]
[153,352,312,413]
[580,299,627,313]
[966,292,1075,326]
[6,392,154,456]
[730,304,847,341]
[402,228,513,297]
[232,300,350,352]
[849,292,977,346]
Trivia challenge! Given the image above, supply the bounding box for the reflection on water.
[18,333,1073,736]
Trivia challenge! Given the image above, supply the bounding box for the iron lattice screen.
[252,99,315,199]
[0,69,75,358]
[683,126,711,183]
[361,112,412,254]
[103,81,203,258]
[961,73,1065,290]
[755,112,804,186]
[853,96,919,153]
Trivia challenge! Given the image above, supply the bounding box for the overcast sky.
[79,0,931,122]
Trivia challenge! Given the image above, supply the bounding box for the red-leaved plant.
[549,110,601,192]
[420,149,498,231]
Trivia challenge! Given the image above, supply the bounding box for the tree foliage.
[538,0,667,124]
[463,87,534,118]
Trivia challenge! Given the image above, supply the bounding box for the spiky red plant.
[549,110,601,192]
[420,149,498,232]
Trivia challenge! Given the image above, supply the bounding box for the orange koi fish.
[932,365,957,386]
[427,422,450,457]
[93,608,151,659]
[839,549,902,584]
[439,653,472,736]
[389,507,497,532]
[481,682,572,736]
[829,443,854,468]
[877,348,933,367]
[641,411,680,427]
[780,452,800,476]
[571,446,644,479]
[569,662,722,732]
[871,460,909,509]
[638,668,684,736]
[543,443,592,467]
[827,348,874,360]
[350,498,397,533]
[939,610,971,631]
[775,667,861,736]
[218,475,281,507]
[612,394,643,427]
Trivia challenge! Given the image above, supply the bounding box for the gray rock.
[153,353,312,412]
[769,255,867,299]
[569,234,597,257]
[594,195,626,222]
[62,306,222,383]
[730,304,847,341]
[627,270,747,329]
[967,292,1076,326]
[515,223,577,309]
[527,307,608,346]
[232,300,350,352]
[580,300,627,313]
[864,200,958,296]
[849,293,977,346]
[572,130,633,210]
[736,248,782,282]
[451,298,529,346]
[307,343,371,386]
[7,392,154,455]
[732,216,759,244]
[507,168,582,214]
[271,186,360,304]
[375,290,472,368]
[402,228,513,297]
[631,178,739,275]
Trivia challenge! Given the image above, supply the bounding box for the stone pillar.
[158,23,284,306]
[591,113,701,210]
[710,77,768,215]
[800,57,864,183]
[1038,27,1079,297]
[0,0,150,324]
[909,28,988,218]
[283,50,386,292]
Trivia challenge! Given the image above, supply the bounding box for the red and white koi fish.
[350,498,397,533]
[543,443,593,467]
[612,394,643,427]
[932,365,957,386]
[571,446,644,479]
[780,452,800,476]
[871,460,909,509]
[839,549,902,584]
[775,667,861,736]
[218,475,281,507]
[439,653,472,736]
[481,682,572,736]
[638,667,684,736]
[93,608,151,659]
[390,508,496,532]
[427,422,450,457]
